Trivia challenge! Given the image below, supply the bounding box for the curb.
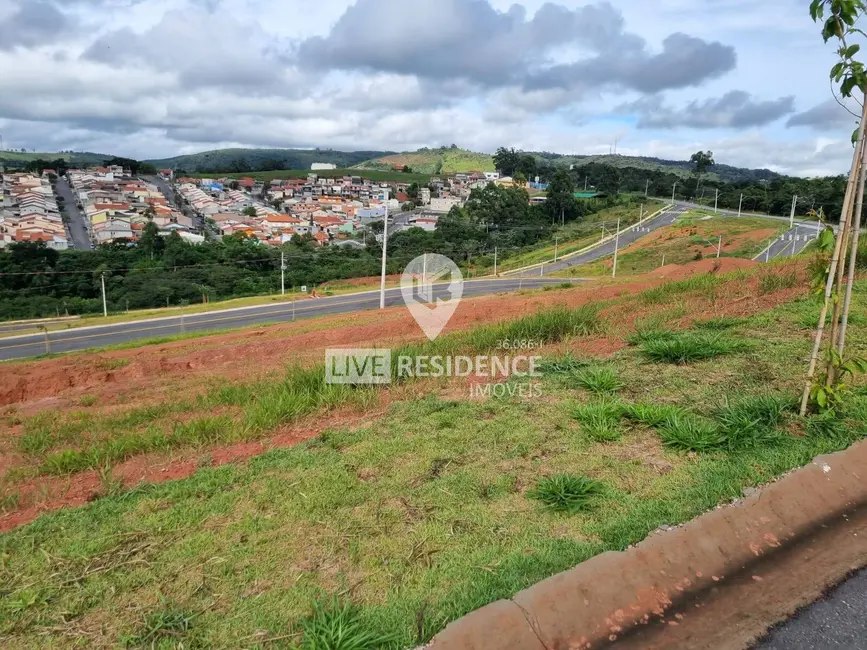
[425,440,867,650]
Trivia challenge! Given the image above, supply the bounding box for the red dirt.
[654,257,758,279]
[0,259,810,532]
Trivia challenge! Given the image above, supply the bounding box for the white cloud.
[0,0,855,175]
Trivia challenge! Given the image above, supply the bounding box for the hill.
[355,146,495,174]
[0,151,113,168]
[146,148,392,173]
[535,152,779,183]
[201,168,432,183]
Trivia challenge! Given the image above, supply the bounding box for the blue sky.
[0,0,860,175]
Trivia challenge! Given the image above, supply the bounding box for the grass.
[527,474,606,514]
[640,332,746,364]
[574,366,623,394]
[298,599,395,650]
[1,271,865,648]
[494,199,665,273]
[572,400,625,442]
[758,270,800,295]
[573,215,785,276]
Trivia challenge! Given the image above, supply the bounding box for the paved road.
[754,568,867,649]
[754,222,823,261]
[55,177,90,250]
[0,278,578,361]
[510,205,691,277]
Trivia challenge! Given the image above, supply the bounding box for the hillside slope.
[355,147,495,174]
[146,148,393,173]
[0,151,113,167]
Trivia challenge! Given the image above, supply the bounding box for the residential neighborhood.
[0,171,68,250]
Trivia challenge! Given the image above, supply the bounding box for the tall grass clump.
[622,403,690,428]
[713,395,794,450]
[528,474,606,514]
[298,599,394,650]
[758,271,799,295]
[537,353,589,375]
[575,366,623,394]
[572,400,625,441]
[656,413,726,451]
[627,328,677,346]
[640,274,725,305]
[641,333,745,364]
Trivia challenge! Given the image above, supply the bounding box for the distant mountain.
[533,152,780,183]
[145,148,393,173]
[0,151,113,168]
[355,147,496,174]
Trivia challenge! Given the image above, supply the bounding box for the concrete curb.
[425,440,867,650]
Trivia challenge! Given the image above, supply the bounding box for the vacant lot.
[1,260,865,649]
[576,216,784,276]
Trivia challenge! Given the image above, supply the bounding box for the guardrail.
[498,204,673,277]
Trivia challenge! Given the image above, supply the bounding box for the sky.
[0,0,861,175]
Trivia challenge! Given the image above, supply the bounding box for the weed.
[626,329,676,346]
[713,394,794,451]
[0,491,20,513]
[572,401,624,441]
[693,316,746,331]
[641,333,745,364]
[759,271,799,295]
[128,602,196,648]
[95,358,130,372]
[527,474,606,514]
[575,366,624,395]
[95,464,125,500]
[298,599,394,650]
[537,353,590,375]
[79,394,98,407]
[622,403,690,428]
[657,414,726,451]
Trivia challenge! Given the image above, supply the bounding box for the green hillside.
[197,168,432,183]
[355,146,495,174]
[146,148,392,174]
[0,151,111,167]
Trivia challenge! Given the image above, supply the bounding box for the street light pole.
[494,247,498,277]
[790,194,797,228]
[645,179,650,197]
[100,272,108,317]
[554,237,559,262]
[612,218,621,279]
[738,193,743,218]
[671,182,677,204]
[379,204,389,310]
[714,189,719,214]
[280,251,286,296]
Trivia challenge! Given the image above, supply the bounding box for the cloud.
[787,99,858,131]
[622,91,795,129]
[300,0,735,95]
[0,0,73,50]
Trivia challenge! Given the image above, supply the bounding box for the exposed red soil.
[0,259,810,532]
[654,257,758,279]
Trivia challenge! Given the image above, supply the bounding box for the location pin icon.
[401,254,463,341]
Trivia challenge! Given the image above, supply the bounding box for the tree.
[597,166,621,196]
[513,171,527,187]
[547,169,579,223]
[690,151,715,196]
[493,147,521,176]
[402,165,413,173]
[242,206,257,218]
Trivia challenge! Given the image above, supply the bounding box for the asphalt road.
[55,177,91,250]
[509,205,691,277]
[755,222,823,261]
[0,278,578,361]
[754,568,867,649]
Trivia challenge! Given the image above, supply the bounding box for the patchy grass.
[640,332,746,364]
[0,271,865,648]
[574,366,624,395]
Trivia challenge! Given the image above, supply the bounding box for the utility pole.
[494,247,498,276]
[612,218,621,279]
[671,182,677,204]
[738,193,743,218]
[554,237,559,262]
[379,204,389,309]
[714,189,719,214]
[100,272,108,317]
[645,179,650,197]
[280,251,286,296]
[790,194,798,228]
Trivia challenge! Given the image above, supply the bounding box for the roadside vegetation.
[2,263,865,648]
[571,215,785,276]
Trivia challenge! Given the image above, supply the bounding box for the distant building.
[311,163,337,170]
[429,197,462,213]
[484,172,500,181]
